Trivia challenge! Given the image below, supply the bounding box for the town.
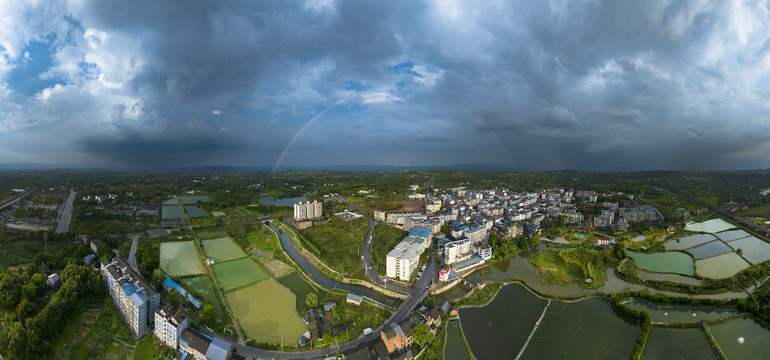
[2,170,770,360]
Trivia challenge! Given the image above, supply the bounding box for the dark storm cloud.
[1,0,769,170]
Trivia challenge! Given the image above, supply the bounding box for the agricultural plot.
[161,205,184,220]
[160,241,204,276]
[184,205,209,218]
[727,237,770,265]
[202,237,245,261]
[685,218,736,234]
[225,279,306,344]
[212,258,269,291]
[277,273,318,313]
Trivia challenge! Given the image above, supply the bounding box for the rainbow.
[272,100,342,174]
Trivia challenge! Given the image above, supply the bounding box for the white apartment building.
[386,236,429,281]
[101,257,160,338]
[154,303,189,350]
[294,201,323,221]
[444,239,472,265]
[466,226,488,245]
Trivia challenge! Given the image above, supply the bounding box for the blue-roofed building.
[179,328,233,360]
[163,275,203,309]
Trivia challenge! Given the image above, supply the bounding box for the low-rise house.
[178,328,233,360]
[381,313,422,355]
[346,293,363,306]
[323,302,336,311]
[46,273,60,287]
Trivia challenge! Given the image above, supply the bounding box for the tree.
[203,304,216,326]
[167,288,186,309]
[411,323,432,348]
[0,274,22,309]
[22,273,47,299]
[305,293,318,308]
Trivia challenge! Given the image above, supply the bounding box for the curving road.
[220,223,431,359]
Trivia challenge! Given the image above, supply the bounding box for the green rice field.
[202,237,245,261]
[226,278,306,344]
[160,241,204,276]
[212,258,269,291]
[180,276,227,323]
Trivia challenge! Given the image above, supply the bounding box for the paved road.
[361,215,387,287]
[55,188,76,233]
[127,236,139,272]
[674,188,770,240]
[223,223,434,359]
[268,224,395,305]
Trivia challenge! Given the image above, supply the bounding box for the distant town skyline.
[1,1,769,171]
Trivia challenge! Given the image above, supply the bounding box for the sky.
[1,0,770,171]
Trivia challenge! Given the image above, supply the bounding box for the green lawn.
[299,217,369,279]
[527,249,583,285]
[134,337,153,359]
[202,237,246,261]
[212,258,269,291]
[371,224,408,275]
[160,241,205,276]
[226,278,307,344]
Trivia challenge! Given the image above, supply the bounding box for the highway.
[674,188,770,240]
[55,188,76,233]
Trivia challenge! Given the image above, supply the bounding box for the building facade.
[154,303,189,350]
[101,257,160,338]
[294,201,323,221]
[178,328,233,360]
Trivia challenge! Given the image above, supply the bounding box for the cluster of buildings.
[386,227,433,281]
[101,256,234,360]
[342,303,452,360]
[293,200,323,229]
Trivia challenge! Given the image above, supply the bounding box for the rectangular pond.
[716,229,751,242]
[665,234,717,250]
[161,205,184,220]
[685,219,736,234]
[624,302,736,323]
[184,205,208,218]
[642,328,715,360]
[459,283,548,359]
[521,297,639,359]
[726,237,770,265]
[627,251,695,275]
[258,195,308,207]
[695,252,751,279]
[688,240,733,260]
[444,319,472,360]
[710,317,770,360]
[637,271,702,286]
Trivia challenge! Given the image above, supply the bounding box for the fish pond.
[258,195,308,207]
[665,234,717,250]
[627,251,695,275]
[710,317,770,360]
[642,328,716,360]
[716,229,751,242]
[695,252,751,279]
[685,219,736,234]
[726,236,770,265]
[444,319,472,360]
[623,301,737,323]
[460,283,638,359]
[637,271,702,286]
[688,240,733,260]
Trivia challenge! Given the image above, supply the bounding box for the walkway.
[515,299,551,360]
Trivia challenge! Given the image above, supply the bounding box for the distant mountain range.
[0,163,519,172]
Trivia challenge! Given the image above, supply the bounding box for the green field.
[202,237,246,261]
[225,278,306,344]
[160,241,204,276]
[133,337,153,359]
[299,216,369,279]
[371,224,409,275]
[51,298,138,360]
[212,258,269,291]
[180,276,227,323]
